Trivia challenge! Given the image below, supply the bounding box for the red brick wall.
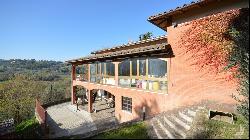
[166,14,238,113]
[35,99,47,124]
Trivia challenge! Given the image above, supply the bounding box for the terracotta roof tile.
[91,34,167,54]
[148,0,206,21]
[66,42,169,64]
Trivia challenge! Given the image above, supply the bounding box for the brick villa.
[66,0,249,123]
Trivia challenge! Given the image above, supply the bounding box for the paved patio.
[46,102,97,138]
[46,99,117,138]
[79,98,117,130]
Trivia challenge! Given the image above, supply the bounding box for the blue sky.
[0,0,193,61]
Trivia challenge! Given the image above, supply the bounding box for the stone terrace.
[46,99,117,138]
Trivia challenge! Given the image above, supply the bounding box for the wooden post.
[88,64,91,82]
[71,86,76,104]
[71,65,76,104]
[114,62,119,86]
[88,90,93,113]
[72,64,76,81]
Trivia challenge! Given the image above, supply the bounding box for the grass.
[203,115,249,139]
[190,109,249,139]
[91,122,149,139]
[15,116,40,137]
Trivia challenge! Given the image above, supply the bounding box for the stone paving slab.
[46,102,97,138]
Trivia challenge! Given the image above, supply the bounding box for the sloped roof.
[148,0,207,21]
[148,0,216,31]
[66,42,169,64]
[91,35,167,54]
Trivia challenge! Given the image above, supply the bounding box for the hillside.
[0,59,70,82]
[0,59,76,123]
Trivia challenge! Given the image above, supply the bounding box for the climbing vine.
[179,8,249,122]
[179,9,241,81]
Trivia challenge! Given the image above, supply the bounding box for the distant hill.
[0,59,71,81]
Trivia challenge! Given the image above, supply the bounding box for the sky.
[0,0,193,61]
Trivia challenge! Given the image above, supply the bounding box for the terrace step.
[149,106,201,139]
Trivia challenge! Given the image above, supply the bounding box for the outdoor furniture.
[107,98,115,108]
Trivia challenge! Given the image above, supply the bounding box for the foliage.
[15,116,41,138]
[0,59,71,82]
[15,116,39,134]
[0,74,47,123]
[226,8,249,122]
[179,9,241,79]
[179,8,249,122]
[75,86,86,98]
[202,115,249,139]
[0,59,71,123]
[139,32,153,41]
[91,122,149,139]
[40,77,71,105]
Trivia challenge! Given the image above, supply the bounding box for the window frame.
[122,96,132,113]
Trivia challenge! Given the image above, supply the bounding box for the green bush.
[15,116,39,134]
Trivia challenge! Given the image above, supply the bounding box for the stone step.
[171,115,191,130]
[179,111,193,123]
[151,119,165,139]
[162,116,186,138]
[156,118,175,139]
[187,109,196,117]
[150,119,163,139]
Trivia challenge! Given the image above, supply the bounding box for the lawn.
[203,115,249,139]
[91,121,149,139]
[188,109,249,139]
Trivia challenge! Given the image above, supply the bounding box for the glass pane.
[106,62,115,76]
[96,75,101,83]
[90,64,96,75]
[128,105,131,109]
[139,59,146,76]
[101,63,105,75]
[149,80,160,91]
[131,78,137,87]
[119,60,130,76]
[132,59,137,76]
[119,78,131,87]
[159,81,168,91]
[90,76,96,83]
[97,63,100,74]
[148,58,167,78]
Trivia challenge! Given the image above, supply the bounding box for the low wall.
[35,99,47,125]
[42,98,71,108]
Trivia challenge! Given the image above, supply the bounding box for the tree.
[0,74,47,123]
[139,32,153,41]
[227,8,249,122]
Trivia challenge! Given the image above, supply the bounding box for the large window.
[139,59,146,76]
[106,62,115,76]
[90,64,97,83]
[148,58,167,78]
[89,57,168,93]
[119,60,131,87]
[90,62,115,85]
[118,57,168,93]
[122,96,132,113]
[119,60,130,76]
[148,58,167,91]
[131,59,137,76]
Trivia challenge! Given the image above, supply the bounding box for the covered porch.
[66,35,172,123]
